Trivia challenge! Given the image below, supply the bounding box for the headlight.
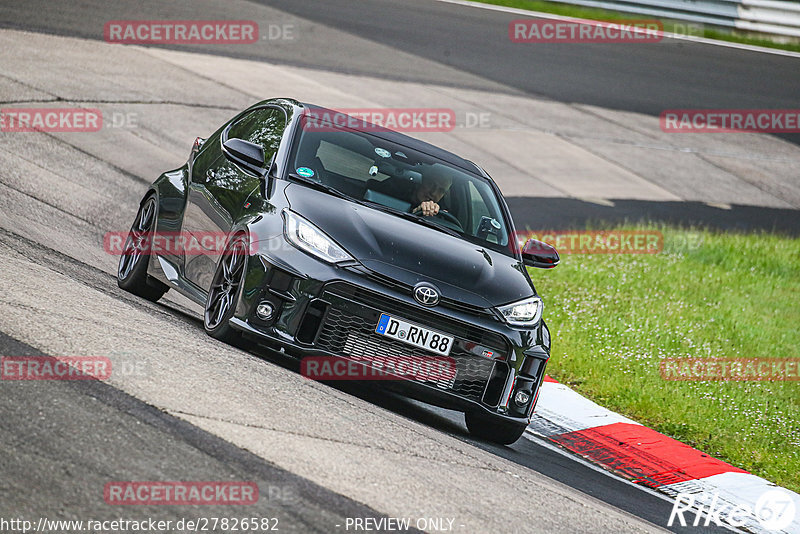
[283,209,353,264]
[497,297,543,327]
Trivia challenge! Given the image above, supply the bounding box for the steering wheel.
[434,210,463,231]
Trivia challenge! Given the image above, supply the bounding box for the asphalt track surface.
[2,0,799,234]
[0,332,404,534]
[4,0,799,123]
[0,0,795,532]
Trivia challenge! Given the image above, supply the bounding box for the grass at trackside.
[478,0,800,53]
[527,225,800,493]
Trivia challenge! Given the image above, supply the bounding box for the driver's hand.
[412,201,440,217]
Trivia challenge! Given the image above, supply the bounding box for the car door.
[182,106,287,289]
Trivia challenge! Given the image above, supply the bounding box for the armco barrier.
[738,0,800,38]
[543,0,800,38]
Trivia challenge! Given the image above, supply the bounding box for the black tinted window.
[290,116,511,255]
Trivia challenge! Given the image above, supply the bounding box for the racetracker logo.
[104,20,258,44]
[660,358,800,381]
[104,231,259,256]
[660,109,800,133]
[1,356,111,380]
[0,108,102,132]
[302,108,456,132]
[301,355,457,382]
[509,19,663,43]
[104,482,258,505]
[515,230,663,254]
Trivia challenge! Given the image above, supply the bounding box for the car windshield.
[288,114,512,255]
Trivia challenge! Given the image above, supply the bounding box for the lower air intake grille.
[316,302,498,404]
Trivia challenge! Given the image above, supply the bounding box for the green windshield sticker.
[296,167,315,178]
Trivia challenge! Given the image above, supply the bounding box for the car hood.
[284,184,535,308]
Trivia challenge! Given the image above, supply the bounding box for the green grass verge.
[528,225,800,493]
[478,0,800,53]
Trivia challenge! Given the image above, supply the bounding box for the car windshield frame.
[285,113,516,258]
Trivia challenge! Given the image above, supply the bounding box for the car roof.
[298,102,483,176]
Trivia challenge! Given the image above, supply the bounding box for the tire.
[465,410,527,445]
[117,195,169,302]
[203,234,248,344]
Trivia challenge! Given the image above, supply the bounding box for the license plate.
[375,313,454,356]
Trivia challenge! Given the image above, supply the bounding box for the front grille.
[324,282,508,350]
[314,288,506,404]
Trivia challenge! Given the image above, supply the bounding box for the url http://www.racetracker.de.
[0,517,280,533]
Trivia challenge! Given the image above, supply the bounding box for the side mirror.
[521,239,559,269]
[222,138,266,176]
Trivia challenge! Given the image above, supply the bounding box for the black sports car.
[117,98,559,445]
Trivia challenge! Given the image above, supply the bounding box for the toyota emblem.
[413,283,440,306]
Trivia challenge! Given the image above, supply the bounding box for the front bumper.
[231,242,550,424]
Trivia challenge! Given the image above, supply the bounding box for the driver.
[411,167,453,217]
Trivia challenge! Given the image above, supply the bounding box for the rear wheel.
[204,234,248,344]
[465,410,527,445]
[117,195,169,302]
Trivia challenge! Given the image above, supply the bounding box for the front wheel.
[204,234,248,344]
[465,411,527,445]
[117,195,169,302]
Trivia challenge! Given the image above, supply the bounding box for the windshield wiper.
[406,212,462,237]
[366,203,462,238]
[288,173,351,201]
